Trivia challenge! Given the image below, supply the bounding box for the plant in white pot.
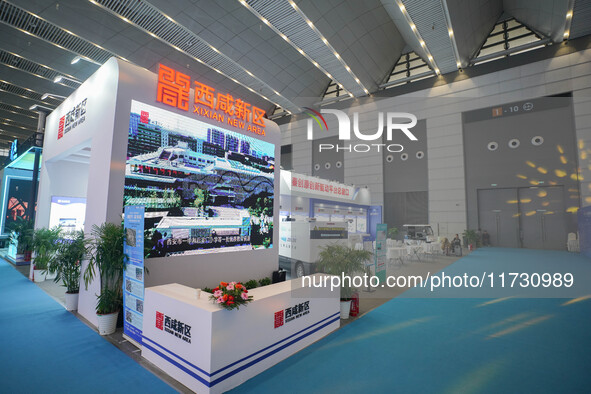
[50,230,86,311]
[83,223,128,335]
[31,227,62,283]
[315,244,372,319]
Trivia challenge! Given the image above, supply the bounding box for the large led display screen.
[125,100,275,258]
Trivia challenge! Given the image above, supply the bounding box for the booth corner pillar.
[28,110,46,222]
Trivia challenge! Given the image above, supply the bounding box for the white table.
[387,247,407,265]
[406,245,423,262]
[142,275,340,393]
[424,243,441,254]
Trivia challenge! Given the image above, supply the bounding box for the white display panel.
[49,196,86,235]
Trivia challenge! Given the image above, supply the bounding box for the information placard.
[375,223,387,283]
[123,205,145,347]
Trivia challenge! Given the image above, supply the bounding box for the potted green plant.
[31,227,62,282]
[50,230,87,311]
[462,229,481,250]
[315,244,372,319]
[387,227,399,240]
[7,217,34,264]
[84,223,128,335]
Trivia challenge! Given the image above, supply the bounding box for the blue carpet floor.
[0,258,175,393]
[231,248,591,393]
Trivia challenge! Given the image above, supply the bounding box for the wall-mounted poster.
[49,196,86,236]
[124,100,275,258]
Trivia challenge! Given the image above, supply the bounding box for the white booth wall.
[36,58,281,326]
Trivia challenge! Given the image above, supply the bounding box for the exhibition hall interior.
[1,0,591,392]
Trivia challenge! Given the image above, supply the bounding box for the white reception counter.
[141,274,340,393]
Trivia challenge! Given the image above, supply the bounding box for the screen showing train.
[125,100,275,258]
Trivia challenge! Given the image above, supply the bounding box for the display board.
[123,205,145,346]
[375,223,387,283]
[124,100,275,258]
[1,176,32,234]
[48,196,86,236]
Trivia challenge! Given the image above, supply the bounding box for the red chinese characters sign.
[289,173,355,199]
[156,64,266,136]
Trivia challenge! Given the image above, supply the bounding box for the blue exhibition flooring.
[232,248,591,393]
[0,258,174,393]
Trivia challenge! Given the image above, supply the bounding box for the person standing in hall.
[476,228,483,246]
[482,230,491,246]
[452,234,462,256]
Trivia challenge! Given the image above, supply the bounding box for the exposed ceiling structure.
[0,0,589,150]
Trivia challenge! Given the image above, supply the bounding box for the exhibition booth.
[1,145,41,263]
[279,170,375,237]
[278,170,380,277]
[34,57,341,392]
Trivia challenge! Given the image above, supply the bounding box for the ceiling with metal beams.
[0,0,589,150]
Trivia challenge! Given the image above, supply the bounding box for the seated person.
[441,238,451,256]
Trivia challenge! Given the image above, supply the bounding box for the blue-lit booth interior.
[0,146,41,260]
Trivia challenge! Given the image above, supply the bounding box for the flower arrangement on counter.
[209,281,253,310]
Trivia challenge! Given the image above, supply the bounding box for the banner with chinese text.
[123,205,145,347]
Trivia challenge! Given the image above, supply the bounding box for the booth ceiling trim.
[241,0,368,97]
[90,0,300,113]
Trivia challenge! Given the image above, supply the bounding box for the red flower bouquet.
[209,281,253,310]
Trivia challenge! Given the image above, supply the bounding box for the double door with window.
[477,186,567,250]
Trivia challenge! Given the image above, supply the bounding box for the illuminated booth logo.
[156,64,266,136]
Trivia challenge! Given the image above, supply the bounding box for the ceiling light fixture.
[41,93,67,100]
[238,0,364,98]
[53,75,80,84]
[563,3,574,41]
[29,104,54,112]
[441,0,461,71]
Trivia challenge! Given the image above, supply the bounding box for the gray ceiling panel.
[503,0,570,42]
[0,106,37,125]
[0,64,75,97]
[446,0,503,67]
[0,0,587,122]
[570,0,591,39]
[296,0,405,93]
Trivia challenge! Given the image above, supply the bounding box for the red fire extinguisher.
[350,292,360,317]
